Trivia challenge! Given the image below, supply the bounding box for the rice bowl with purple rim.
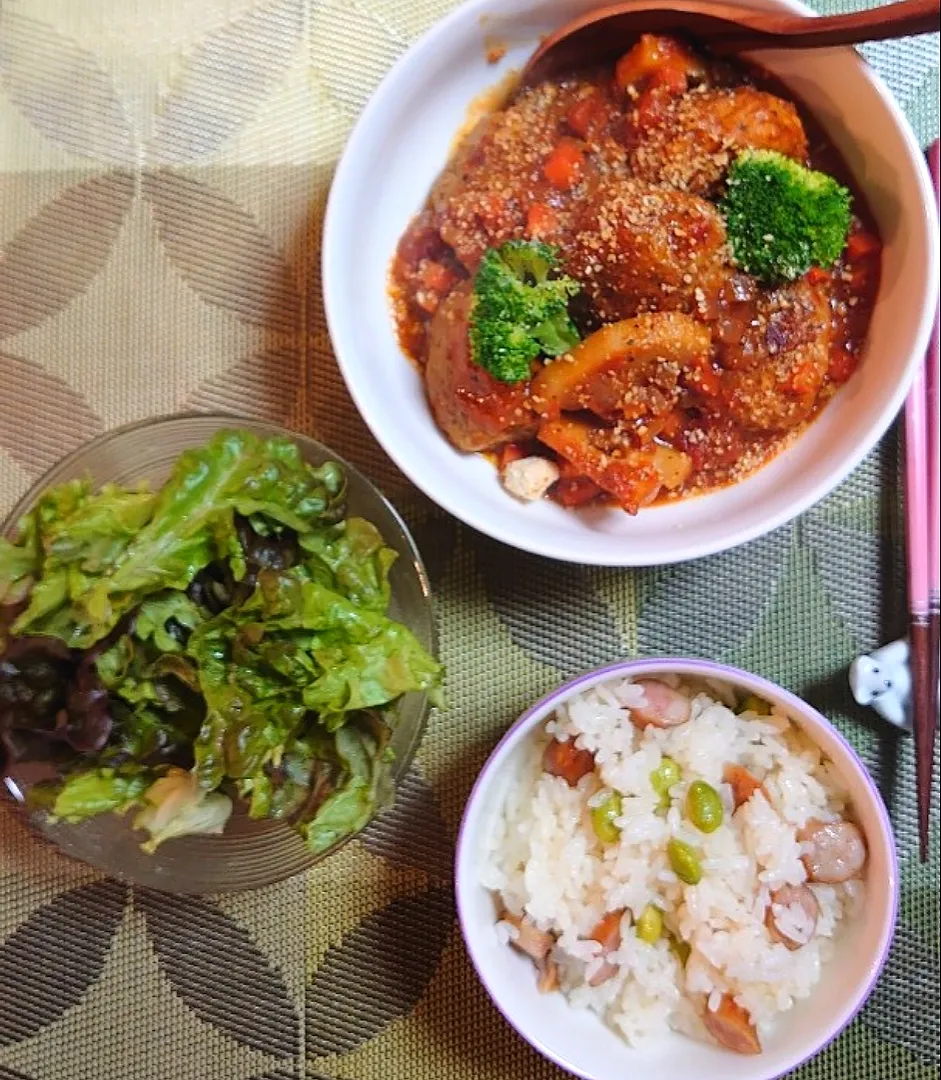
[455,659,897,1080]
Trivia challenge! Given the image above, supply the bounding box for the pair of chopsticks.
[906,139,940,862]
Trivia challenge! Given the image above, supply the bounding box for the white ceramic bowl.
[455,659,898,1080]
[323,0,939,566]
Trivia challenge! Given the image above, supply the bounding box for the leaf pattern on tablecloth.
[360,765,453,881]
[0,1066,36,1080]
[183,346,302,425]
[250,1071,334,1080]
[795,1018,940,1080]
[637,526,793,661]
[0,172,135,341]
[146,0,305,164]
[0,1,938,1078]
[138,889,299,1058]
[800,432,906,652]
[405,514,459,590]
[803,511,884,647]
[142,171,301,334]
[0,9,135,164]
[310,0,409,117]
[478,538,624,676]
[901,881,940,953]
[249,1072,314,1080]
[728,541,859,694]
[0,881,127,1046]
[306,886,454,1058]
[863,920,941,1063]
[904,69,941,147]
[0,351,103,478]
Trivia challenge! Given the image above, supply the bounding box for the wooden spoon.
[522,0,940,82]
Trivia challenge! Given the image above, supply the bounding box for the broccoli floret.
[720,150,852,284]
[469,240,582,383]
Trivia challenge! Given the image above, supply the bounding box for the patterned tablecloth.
[0,1,938,1078]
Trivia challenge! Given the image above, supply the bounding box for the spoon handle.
[709,0,940,54]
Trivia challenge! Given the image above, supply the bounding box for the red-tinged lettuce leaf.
[39,483,156,572]
[0,637,114,775]
[0,527,39,606]
[236,729,334,821]
[248,570,442,706]
[1,431,440,849]
[93,633,204,769]
[236,513,300,572]
[63,656,112,752]
[132,590,205,652]
[299,516,397,612]
[12,431,348,649]
[297,717,394,854]
[102,701,199,771]
[0,627,200,788]
[187,611,308,790]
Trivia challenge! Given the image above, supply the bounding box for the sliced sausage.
[587,959,619,987]
[766,884,819,950]
[702,994,762,1055]
[586,909,626,986]
[632,680,692,729]
[536,958,560,993]
[502,911,554,963]
[723,763,765,810]
[542,738,595,786]
[798,819,867,883]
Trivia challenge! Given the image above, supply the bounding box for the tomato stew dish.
[391,35,881,514]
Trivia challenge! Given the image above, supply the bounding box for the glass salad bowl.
[0,415,437,893]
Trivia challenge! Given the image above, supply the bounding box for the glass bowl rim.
[1,411,440,892]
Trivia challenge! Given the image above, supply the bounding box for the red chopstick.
[926,142,940,852]
[907,139,940,862]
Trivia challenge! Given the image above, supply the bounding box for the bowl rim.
[1,411,440,892]
[322,0,941,567]
[454,657,900,1080]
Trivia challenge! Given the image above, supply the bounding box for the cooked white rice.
[480,676,866,1049]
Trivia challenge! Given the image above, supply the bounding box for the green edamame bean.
[636,905,663,944]
[650,756,681,809]
[591,791,622,844]
[668,838,702,884]
[685,780,724,833]
[737,694,771,716]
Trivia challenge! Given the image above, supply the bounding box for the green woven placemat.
[0,0,938,1077]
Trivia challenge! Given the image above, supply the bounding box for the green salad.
[0,430,442,854]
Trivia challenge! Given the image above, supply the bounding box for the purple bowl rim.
[454,657,900,1080]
